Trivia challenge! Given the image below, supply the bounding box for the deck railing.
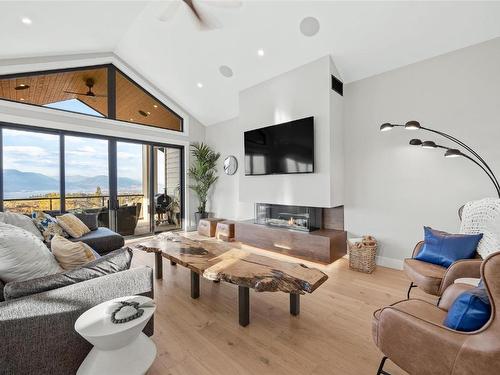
[3,194,144,214]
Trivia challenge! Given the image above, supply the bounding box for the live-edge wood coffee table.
[132,233,328,327]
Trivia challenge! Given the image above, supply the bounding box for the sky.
[3,128,143,181]
[3,97,144,182]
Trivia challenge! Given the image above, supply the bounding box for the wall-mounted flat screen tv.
[244,116,314,175]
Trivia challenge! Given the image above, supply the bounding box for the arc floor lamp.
[380,121,500,198]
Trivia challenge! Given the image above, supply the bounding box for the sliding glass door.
[2,128,60,214]
[64,135,110,228]
[0,123,184,236]
[116,141,150,236]
[153,146,182,233]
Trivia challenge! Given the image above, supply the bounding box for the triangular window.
[0,64,182,132]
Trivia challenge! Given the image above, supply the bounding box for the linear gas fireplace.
[255,203,322,232]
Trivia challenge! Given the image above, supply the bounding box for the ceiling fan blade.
[184,0,204,23]
[63,90,107,98]
[63,90,87,95]
[158,0,181,22]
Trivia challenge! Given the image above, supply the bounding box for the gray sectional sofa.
[0,265,154,374]
[45,210,125,255]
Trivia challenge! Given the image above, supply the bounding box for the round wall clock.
[223,155,238,175]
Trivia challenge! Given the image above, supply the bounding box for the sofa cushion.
[3,247,133,300]
[73,212,98,231]
[0,211,44,241]
[0,223,62,283]
[56,213,91,238]
[403,258,447,295]
[415,226,482,268]
[70,227,124,255]
[51,234,97,270]
[444,284,491,331]
[32,212,68,242]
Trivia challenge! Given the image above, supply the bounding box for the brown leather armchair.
[403,241,482,298]
[373,251,500,375]
[404,206,483,299]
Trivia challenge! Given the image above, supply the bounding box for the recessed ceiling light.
[300,17,320,37]
[15,84,30,90]
[130,118,134,121]
[197,82,203,88]
[20,98,25,101]
[21,17,32,25]
[257,49,265,57]
[153,104,158,109]
[219,65,233,78]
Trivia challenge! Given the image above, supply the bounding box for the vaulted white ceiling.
[1,1,500,126]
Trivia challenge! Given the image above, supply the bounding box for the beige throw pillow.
[51,235,97,270]
[57,213,90,238]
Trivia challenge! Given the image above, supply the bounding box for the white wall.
[344,37,500,268]
[207,56,344,219]
[205,117,252,219]
[330,58,345,207]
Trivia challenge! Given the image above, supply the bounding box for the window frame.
[0,121,185,233]
[0,64,184,132]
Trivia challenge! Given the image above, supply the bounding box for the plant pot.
[194,212,209,227]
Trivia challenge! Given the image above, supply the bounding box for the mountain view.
[4,169,142,198]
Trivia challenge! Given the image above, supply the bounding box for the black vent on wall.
[331,75,343,96]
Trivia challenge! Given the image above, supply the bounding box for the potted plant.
[188,142,220,226]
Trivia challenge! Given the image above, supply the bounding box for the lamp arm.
[422,126,500,191]
[459,152,500,198]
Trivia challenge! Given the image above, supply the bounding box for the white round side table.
[75,295,157,375]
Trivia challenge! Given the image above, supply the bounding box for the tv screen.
[244,116,314,175]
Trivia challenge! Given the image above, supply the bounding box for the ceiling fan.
[158,0,241,29]
[63,78,107,98]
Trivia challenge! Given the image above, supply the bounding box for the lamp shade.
[405,121,421,130]
[445,149,462,158]
[422,141,437,149]
[409,139,423,146]
[380,123,394,132]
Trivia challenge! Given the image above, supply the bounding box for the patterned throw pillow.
[50,234,97,270]
[32,212,68,242]
[56,213,91,238]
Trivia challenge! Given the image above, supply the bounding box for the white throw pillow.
[0,211,44,241]
[0,223,62,283]
[460,198,500,258]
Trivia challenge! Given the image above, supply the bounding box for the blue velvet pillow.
[415,227,482,268]
[444,283,491,331]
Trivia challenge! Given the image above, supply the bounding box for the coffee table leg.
[191,271,200,299]
[238,286,250,327]
[170,260,177,266]
[290,293,300,316]
[154,253,163,280]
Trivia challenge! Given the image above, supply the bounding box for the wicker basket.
[348,236,377,274]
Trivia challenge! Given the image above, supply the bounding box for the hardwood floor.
[129,237,436,375]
